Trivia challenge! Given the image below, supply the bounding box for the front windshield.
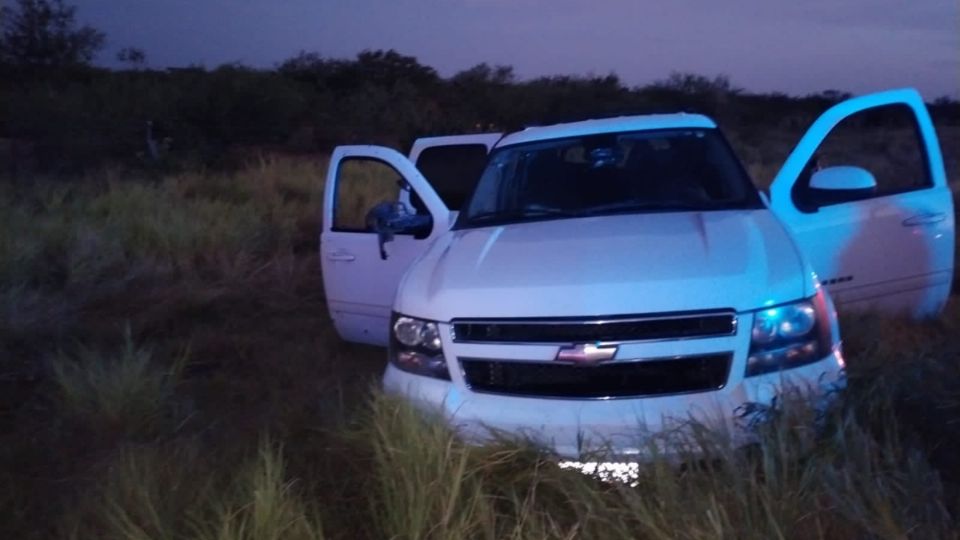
[457,128,761,228]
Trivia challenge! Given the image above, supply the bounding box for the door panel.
[769,88,954,317]
[321,146,449,346]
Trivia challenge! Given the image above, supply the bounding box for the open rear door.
[321,146,450,346]
[401,133,501,214]
[769,88,954,318]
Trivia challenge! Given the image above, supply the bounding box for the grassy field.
[1,142,960,539]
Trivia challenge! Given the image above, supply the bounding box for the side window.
[333,158,402,232]
[413,144,489,211]
[792,104,930,211]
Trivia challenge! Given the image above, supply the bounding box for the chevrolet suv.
[319,88,954,458]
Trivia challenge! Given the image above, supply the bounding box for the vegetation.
[1,1,957,175]
[0,0,105,69]
[0,157,958,539]
[2,2,960,537]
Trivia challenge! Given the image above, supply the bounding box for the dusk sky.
[75,0,959,99]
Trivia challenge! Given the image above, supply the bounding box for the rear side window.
[414,144,490,210]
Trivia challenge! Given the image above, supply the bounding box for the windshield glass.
[457,128,761,228]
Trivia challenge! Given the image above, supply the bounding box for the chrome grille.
[460,354,732,399]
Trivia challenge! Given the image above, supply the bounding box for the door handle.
[326,250,356,262]
[902,213,946,227]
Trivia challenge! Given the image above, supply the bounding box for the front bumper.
[383,350,846,460]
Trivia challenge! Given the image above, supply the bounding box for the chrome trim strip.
[452,310,736,325]
[447,334,736,347]
[450,311,738,344]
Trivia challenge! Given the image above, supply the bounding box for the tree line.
[1,0,957,175]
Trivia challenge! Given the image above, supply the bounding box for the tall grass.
[55,385,957,539]
[1,156,959,538]
[359,390,956,539]
[0,155,325,287]
[64,439,325,540]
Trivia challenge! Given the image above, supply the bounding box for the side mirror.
[804,166,877,208]
[391,212,433,238]
[810,166,877,192]
[365,202,433,260]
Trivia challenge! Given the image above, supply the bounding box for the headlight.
[390,313,450,380]
[746,290,833,377]
[751,303,816,344]
[393,316,442,351]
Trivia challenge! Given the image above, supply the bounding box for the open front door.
[321,146,450,346]
[769,88,954,318]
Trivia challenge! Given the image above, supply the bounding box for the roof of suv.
[496,113,717,148]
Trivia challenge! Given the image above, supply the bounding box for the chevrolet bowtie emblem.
[555,343,618,365]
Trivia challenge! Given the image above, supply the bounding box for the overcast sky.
[74,0,959,98]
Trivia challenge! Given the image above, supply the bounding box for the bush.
[51,330,187,439]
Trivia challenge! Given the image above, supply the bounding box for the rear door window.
[414,144,490,210]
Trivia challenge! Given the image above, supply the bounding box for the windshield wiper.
[575,200,738,217]
[465,200,751,226]
[467,207,573,224]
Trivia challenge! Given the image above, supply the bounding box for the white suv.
[320,88,954,458]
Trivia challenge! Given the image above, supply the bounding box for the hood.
[396,210,811,321]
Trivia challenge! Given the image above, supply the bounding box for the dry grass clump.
[51,329,188,439]
[63,440,326,540]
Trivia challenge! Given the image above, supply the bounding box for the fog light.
[396,350,447,375]
[746,339,819,376]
